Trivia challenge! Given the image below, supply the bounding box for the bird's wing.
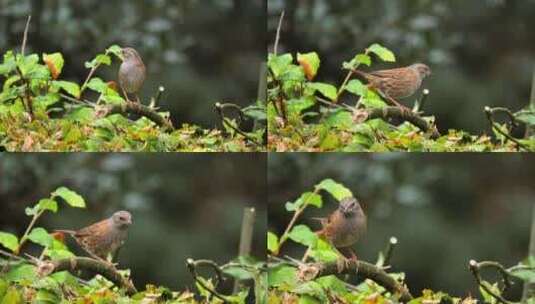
[369,67,406,79]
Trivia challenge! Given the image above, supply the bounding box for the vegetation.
[0,41,266,152]
[267,179,535,303]
[267,43,535,152]
[0,187,264,303]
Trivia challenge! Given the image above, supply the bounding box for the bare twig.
[186,258,230,303]
[469,260,515,304]
[377,237,398,267]
[43,257,137,295]
[484,106,530,151]
[21,15,31,56]
[100,102,174,130]
[273,11,285,56]
[233,207,256,293]
[297,259,413,302]
[523,206,535,301]
[525,64,535,138]
[215,102,262,146]
[149,86,165,109]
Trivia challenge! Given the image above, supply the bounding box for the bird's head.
[411,63,432,78]
[120,47,140,62]
[338,197,361,217]
[112,210,132,229]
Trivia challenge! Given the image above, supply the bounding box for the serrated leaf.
[268,53,294,78]
[355,54,372,66]
[42,52,64,79]
[315,179,353,201]
[0,232,19,252]
[53,80,80,99]
[27,227,53,248]
[297,52,320,81]
[308,82,337,101]
[345,79,367,96]
[6,264,36,282]
[37,199,58,213]
[268,265,298,287]
[367,43,396,62]
[285,192,322,211]
[288,225,317,247]
[51,187,86,208]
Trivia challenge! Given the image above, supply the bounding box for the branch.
[469,260,516,304]
[21,15,31,56]
[366,107,440,139]
[186,258,230,303]
[298,260,413,302]
[484,106,530,151]
[376,237,397,268]
[273,11,285,55]
[215,102,263,147]
[234,207,256,293]
[40,257,137,295]
[99,102,174,130]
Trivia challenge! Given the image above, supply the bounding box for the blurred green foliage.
[268,0,535,134]
[268,153,534,301]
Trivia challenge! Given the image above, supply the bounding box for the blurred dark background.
[268,0,535,135]
[0,0,266,128]
[0,153,267,293]
[268,153,533,300]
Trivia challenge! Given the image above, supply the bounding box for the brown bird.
[354,63,431,110]
[316,197,367,272]
[118,47,146,103]
[56,210,132,263]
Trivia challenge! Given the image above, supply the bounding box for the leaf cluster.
[267,45,535,152]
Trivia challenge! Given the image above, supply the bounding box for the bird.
[118,47,146,103]
[353,63,431,110]
[316,197,367,272]
[55,210,132,264]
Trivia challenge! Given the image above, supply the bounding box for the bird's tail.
[352,69,372,81]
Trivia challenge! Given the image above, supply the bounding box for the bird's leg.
[121,87,132,103]
[335,247,357,273]
[383,95,412,115]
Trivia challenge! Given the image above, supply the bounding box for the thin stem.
[273,11,285,56]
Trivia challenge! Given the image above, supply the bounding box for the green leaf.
[267,232,279,254]
[42,52,64,79]
[315,179,353,201]
[310,238,339,263]
[27,227,53,248]
[65,107,95,123]
[51,187,86,208]
[37,199,58,213]
[287,97,315,115]
[87,77,108,94]
[268,265,298,287]
[34,290,60,304]
[107,44,123,58]
[0,232,19,252]
[52,80,81,99]
[0,286,22,304]
[367,43,396,62]
[285,192,322,211]
[297,52,320,80]
[0,51,16,75]
[345,79,367,96]
[307,83,337,101]
[355,54,372,66]
[325,110,353,130]
[268,53,294,78]
[6,264,37,283]
[288,225,317,247]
